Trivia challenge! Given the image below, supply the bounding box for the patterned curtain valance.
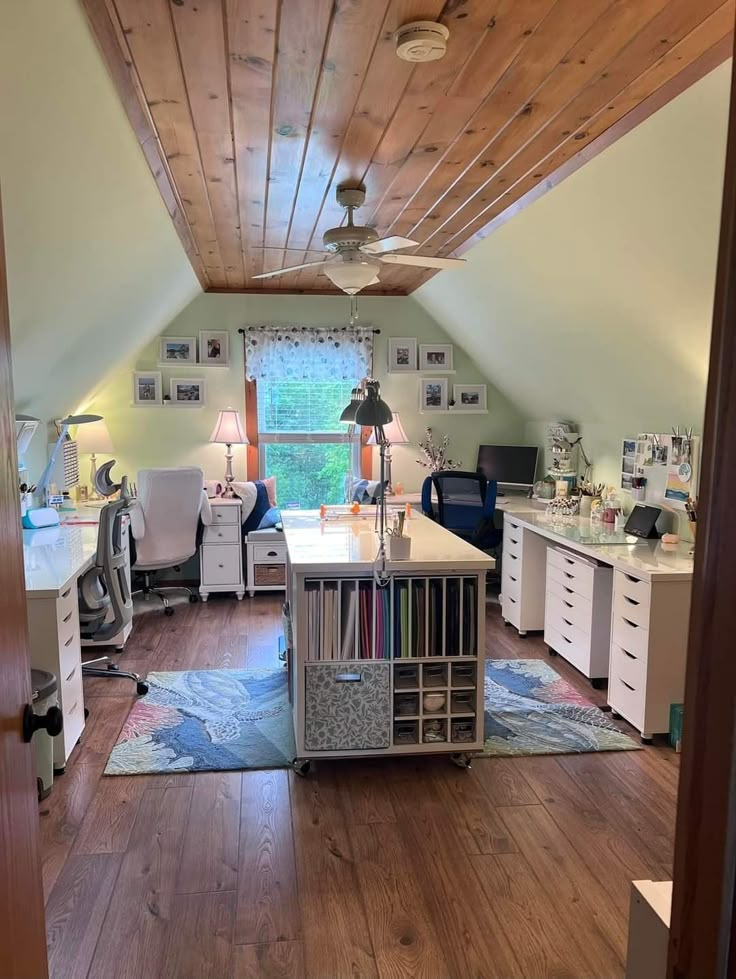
[244,326,373,382]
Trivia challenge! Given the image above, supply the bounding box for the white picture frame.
[199,330,229,366]
[170,377,207,407]
[419,377,448,412]
[419,343,454,372]
[452,384,487,411]
[133,371,162,405]
[160,336,197,364]
[388,336,418,373]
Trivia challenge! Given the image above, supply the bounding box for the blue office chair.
[421,470,502,550]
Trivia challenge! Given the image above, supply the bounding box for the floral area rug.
[483,659,640,756]
[105,668,295,775]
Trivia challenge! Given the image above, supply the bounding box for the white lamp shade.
[210,408,249,444]
[367,412,409,445]
[74,418,114,454]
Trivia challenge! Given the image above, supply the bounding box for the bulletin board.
[621,432,700,511]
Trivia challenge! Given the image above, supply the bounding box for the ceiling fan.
[253,186,465,294]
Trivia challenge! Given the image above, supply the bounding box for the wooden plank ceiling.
[84,0,734,295]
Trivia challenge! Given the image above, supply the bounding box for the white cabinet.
[246,528,286,597]
[501,516,547,635]
[26,582,85,772]
[608,570,691,740]
[544,546,612,685]
[199,499,244,601]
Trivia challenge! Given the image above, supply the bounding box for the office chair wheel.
[188,594,198,603]
[547,647,558,657]
[107,663,120,672]
[164,606,175,617]
[84,707,90,719]
[292,759,311,777]
[136,681,149,696]
[450,753,472,770]
[590,677,607,690]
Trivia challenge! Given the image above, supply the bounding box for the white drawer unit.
[544,546,612,687]
[26,582,86,772]
[199,499,244,601]
[246,528,287,597]
[608,570,692,741]
[501,516,548,636]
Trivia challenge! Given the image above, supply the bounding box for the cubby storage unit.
[282,510,493,765]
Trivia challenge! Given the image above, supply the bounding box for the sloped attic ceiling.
[0,0,200,427]
[414,61,731,436]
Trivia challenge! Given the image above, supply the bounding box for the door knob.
[22,704,63,743]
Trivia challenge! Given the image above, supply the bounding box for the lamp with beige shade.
[74,418,114,498]
[210,407,249,497]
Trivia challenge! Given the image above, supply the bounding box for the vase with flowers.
[416,428,461,474]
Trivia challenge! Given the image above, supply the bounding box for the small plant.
[416,428,462,473]
[580,482,604,497]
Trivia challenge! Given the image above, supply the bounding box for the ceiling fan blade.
[361,235,419,254]
[380,253,466,269]
[252,259,328,279]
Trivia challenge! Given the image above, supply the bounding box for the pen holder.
[388,534,411,560]
[688,520,697,544]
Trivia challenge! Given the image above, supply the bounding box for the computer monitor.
[476,444,539,490]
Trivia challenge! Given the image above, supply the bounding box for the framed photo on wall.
[199,330,229,366]
[170,377,207,407]
[453,384,487,411]
[160,336,196,364]
[133,371,162,405]
[419,377,448,412]
[388,336,418,373]
[419,343,454,372]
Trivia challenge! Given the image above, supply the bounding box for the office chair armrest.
[200,491,213,527]
[128,499,145,540]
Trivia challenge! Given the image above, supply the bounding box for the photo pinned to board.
[630,430,701,510]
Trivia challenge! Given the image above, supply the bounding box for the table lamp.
[74,418,114,497]
[210,407,249,497]
[367,412,408,494]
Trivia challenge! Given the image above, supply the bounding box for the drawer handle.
[217,531,223,537]
[508,597,516,605]
[562,617,572,627]
[622,649,637,660]
[624,596,640,606]
[621,679,635,692]
[622,617,638,629]
[63,610,73,623]
[267,550,278,557]
[509,537,518,545]
[218,563,224,569]
[563,586,573,595]
[509,522,519,530]
[64,634,75,647]
[562,635,571,644]
[335,672,362,682]
[564,557,575,566]
[65,667,76,682]
[61,587,72,599]
[564,572,574,580]
[624,574,640,584]
[509,575,517,583]
[563,600,573,609]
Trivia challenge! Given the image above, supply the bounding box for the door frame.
[667,33,736,979]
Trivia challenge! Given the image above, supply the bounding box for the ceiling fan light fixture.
[323,252,381,296]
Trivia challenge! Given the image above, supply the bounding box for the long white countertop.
[23,523,98,598]
[282,509,495,575]
[503,507,694,582]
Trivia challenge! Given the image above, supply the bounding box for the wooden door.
[0,193,48,975]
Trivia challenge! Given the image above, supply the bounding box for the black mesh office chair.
[421,470,502,550]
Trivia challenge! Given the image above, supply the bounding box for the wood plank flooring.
[42,595,679,978]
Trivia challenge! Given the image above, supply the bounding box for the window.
[257,379,360,509]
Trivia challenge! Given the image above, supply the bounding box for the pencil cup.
[388,535,411,560]
[688,520,697,544]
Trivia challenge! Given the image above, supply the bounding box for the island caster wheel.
[164,606,174,617]
[591,677,607,690]
[640,734,653,745]
[292,759,311,777]
[189,594,198,603]
[84,707,90,719]
[547,647,558,657]
[611,711,622,719]
[451,753,472,770]
[136,681,149,696]
[518,631,528,639]
[503,619,511,627]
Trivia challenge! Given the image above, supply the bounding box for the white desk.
[500,505,693,740]
[22,505,132,770]
[283,509,494,767]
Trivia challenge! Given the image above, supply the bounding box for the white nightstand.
[246,528,286,597]
[199,498,245,601]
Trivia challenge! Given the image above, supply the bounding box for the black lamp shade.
[339,391,361,423]
[354,381,393,427]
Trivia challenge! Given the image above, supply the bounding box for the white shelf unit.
[288,567,486,760]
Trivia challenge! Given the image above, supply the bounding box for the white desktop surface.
[282,509,495,575]
[23,523,98,598]
[502,506,694,581]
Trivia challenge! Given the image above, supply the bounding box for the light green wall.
[415,61,731,493]
[1,0,200,476]
[86,293,525,493]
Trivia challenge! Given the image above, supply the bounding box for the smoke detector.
[395,21,449,63]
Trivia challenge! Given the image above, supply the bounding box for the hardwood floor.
[41,595,679,979]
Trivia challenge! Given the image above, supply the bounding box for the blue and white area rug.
[483,659,639,756]
[105,668,295,775]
